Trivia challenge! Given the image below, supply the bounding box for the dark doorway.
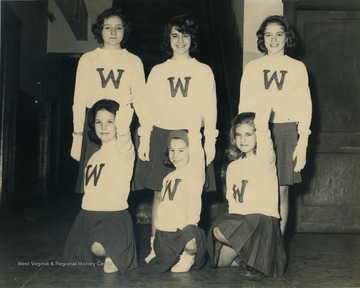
[0,2,21,214]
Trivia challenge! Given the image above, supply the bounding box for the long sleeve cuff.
[137,124,152,138]
[72,105,86,133]
[297,130,311,148]
[203,128,219,142]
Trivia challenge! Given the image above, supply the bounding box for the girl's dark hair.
[162,14,199,56]
[256,15,298,55]
[226,112,256,161]
[91,7,131,46]
[87,99,120,145]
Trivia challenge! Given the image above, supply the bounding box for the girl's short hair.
[91,7,131,46]
[256,15,298,55]
[226,112,256,161]
[87,99,120,144]
[162,15,200,56]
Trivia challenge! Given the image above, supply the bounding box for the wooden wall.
[284,0,360,232]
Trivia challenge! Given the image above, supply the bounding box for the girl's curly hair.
[256,15,298,55]
[91,7,131,47]
[162,14,200,56]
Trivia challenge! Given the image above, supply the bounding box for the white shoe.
[104,257,118,273]
[171,252,195,273]
[145,248,156,263]
[145,236,156,263]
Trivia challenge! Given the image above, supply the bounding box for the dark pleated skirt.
[204,161,217,192]
[206,213,286,277]
[133,126,217,192]
[146,225,206,273]
[134,126,175,191]
[75,109,101,194]
[63,209,138,273]
[270,122,302,185]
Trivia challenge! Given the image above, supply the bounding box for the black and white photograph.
[1,0,359,287]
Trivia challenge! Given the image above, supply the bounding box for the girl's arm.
[115,104,135,162]
[202,69,219,166]
[130,57,147,131]
[254,105,275,163]
[137,69,157,161]
[225,164,235,211]
[188,128,205,179]
[71,56,91,161]
[293,64,312,171]
[184,129,205,225]
[72,56,90,134]
[127,57,154,162]
[296,64,312,147]
[238,62,258,113]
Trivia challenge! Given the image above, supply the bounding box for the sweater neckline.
[167,57,195,63]
[96,47,127,53]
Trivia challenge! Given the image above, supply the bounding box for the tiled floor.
[1,194,359,288]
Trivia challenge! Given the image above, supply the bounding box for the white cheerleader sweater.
[140,58,218,142]
[81,132,135,212]
[226,113,280,218]
[72,48,146,133]
[238,55,312,148]
[156,133,205,232]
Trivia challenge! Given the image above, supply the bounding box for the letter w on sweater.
[263,70,287,90]
[162,179,182,201]
[85,164,105,186]
[167,77,191,97]
[232,180,248,203]
[97,68,125,89]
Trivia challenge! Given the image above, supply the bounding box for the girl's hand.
[204,141,216,166]
[70,133,82,161]
[138,141,150,161]
[293,145,307,172]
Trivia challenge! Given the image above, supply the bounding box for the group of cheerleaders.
[62,7,312,277]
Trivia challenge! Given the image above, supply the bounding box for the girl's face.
[170,26,191,59]
[95,109,117,144]
[102,16,124,49]
[264,22,286,56]
[235,123,256,157]
[168,138,189,168]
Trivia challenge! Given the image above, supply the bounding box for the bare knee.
[91,242,106,256]
[213,227,229,245]
[185,238,197,254]
[217,245,238,267]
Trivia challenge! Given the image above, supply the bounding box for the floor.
[1,193,359,288]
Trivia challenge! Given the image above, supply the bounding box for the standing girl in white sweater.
[135,15,218,262]
[71,7,146,194]
[238,15,312,235]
